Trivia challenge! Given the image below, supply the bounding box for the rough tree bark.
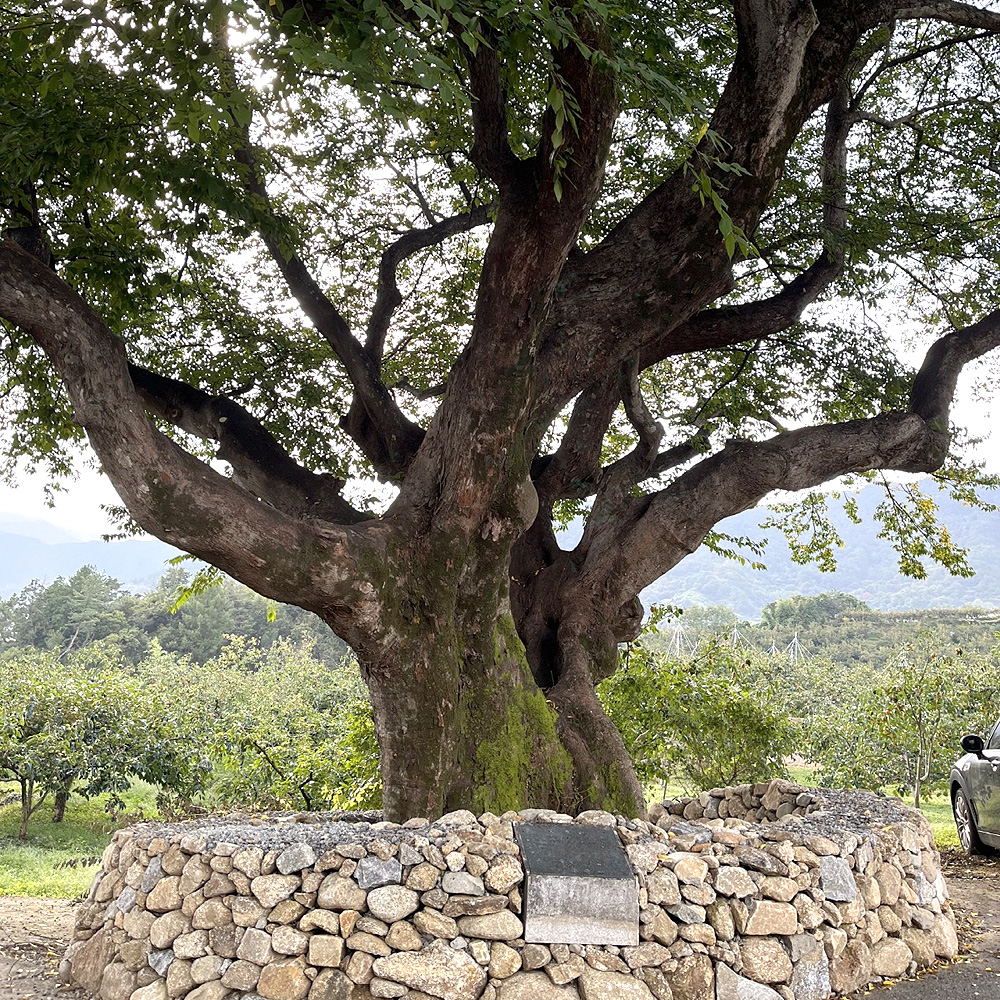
[2,0,1000,820]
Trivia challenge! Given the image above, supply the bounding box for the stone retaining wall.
[655,779,824,825]
[64,782,958,1000]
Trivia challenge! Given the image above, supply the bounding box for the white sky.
[0,462,123,540]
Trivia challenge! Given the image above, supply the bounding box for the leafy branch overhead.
[2,0,1000,818]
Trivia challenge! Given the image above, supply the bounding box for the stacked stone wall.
[63,783,958,1000]
[656,779,824,825]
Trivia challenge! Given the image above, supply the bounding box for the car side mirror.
[962,734,987,757]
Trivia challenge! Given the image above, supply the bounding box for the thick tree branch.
[636,255,840,364]
[0,240,381,636]
[532,378,620,506]
[911,309,1000,426]
[393,9,618,526]
[894,1,1000,29]
[531,0,846,418]
[465,44,525,192]
[619,358,662,468]
[574,309,1000,615]
[639,75,852,368]
[129,364,369,524]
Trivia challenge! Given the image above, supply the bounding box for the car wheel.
[954,787,984,854]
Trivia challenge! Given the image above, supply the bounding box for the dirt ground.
[2,853,1000,1000]
[0,896,82,1000]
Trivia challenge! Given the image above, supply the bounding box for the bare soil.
[0,898,82,1000]
[2,853,999,1000]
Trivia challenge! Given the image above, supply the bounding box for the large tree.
[2,0,999,820]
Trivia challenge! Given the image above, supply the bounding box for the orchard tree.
[0,656,202,838]
[599,640,794,794]
[808,638,1000,807]
[2,0,1000,819]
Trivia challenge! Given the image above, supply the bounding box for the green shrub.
[599,640,794,793]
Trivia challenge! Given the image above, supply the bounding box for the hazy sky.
[0,462,121,540]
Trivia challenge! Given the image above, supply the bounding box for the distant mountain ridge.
[641,487,1000,618]
[0,527,178,597]
[3,484,1000,614]
[0,513,80,543]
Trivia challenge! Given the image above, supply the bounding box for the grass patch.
[786,764,818,785]
[0,781,161,898]
[920,793,959,850]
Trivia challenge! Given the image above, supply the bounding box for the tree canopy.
[2,0,1000,819]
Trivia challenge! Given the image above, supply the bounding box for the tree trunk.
[52,776,73,823]
[354,531,646,822]
[361,610,564,820]
[19,778,32,841]
[508,520,649,818]
[361,609,646,820]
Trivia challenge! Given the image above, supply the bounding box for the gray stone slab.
[355,856,402,890]
[819,856,857,902]
[716,962,784,1000]
[790,951,831,1000]
[148,950,175,977]
[141,857,164,893]
[117,887,137,914]
[515,824,638,946]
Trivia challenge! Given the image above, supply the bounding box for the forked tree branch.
[531,0,998,422]
[234,145,424,480]
[574,308,1000,614]
[392,7,619,522]
[129,364,369,524]
[584,358,664,531]
[549,78,853,504]
[364,205,493,362]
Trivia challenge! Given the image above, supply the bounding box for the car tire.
[954,787,985,854]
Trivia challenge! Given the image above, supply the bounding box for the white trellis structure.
[728,625,752,650]
[664,622,694,657]
[784,631,804,664]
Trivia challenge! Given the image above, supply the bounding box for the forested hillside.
[0,566,349,664]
